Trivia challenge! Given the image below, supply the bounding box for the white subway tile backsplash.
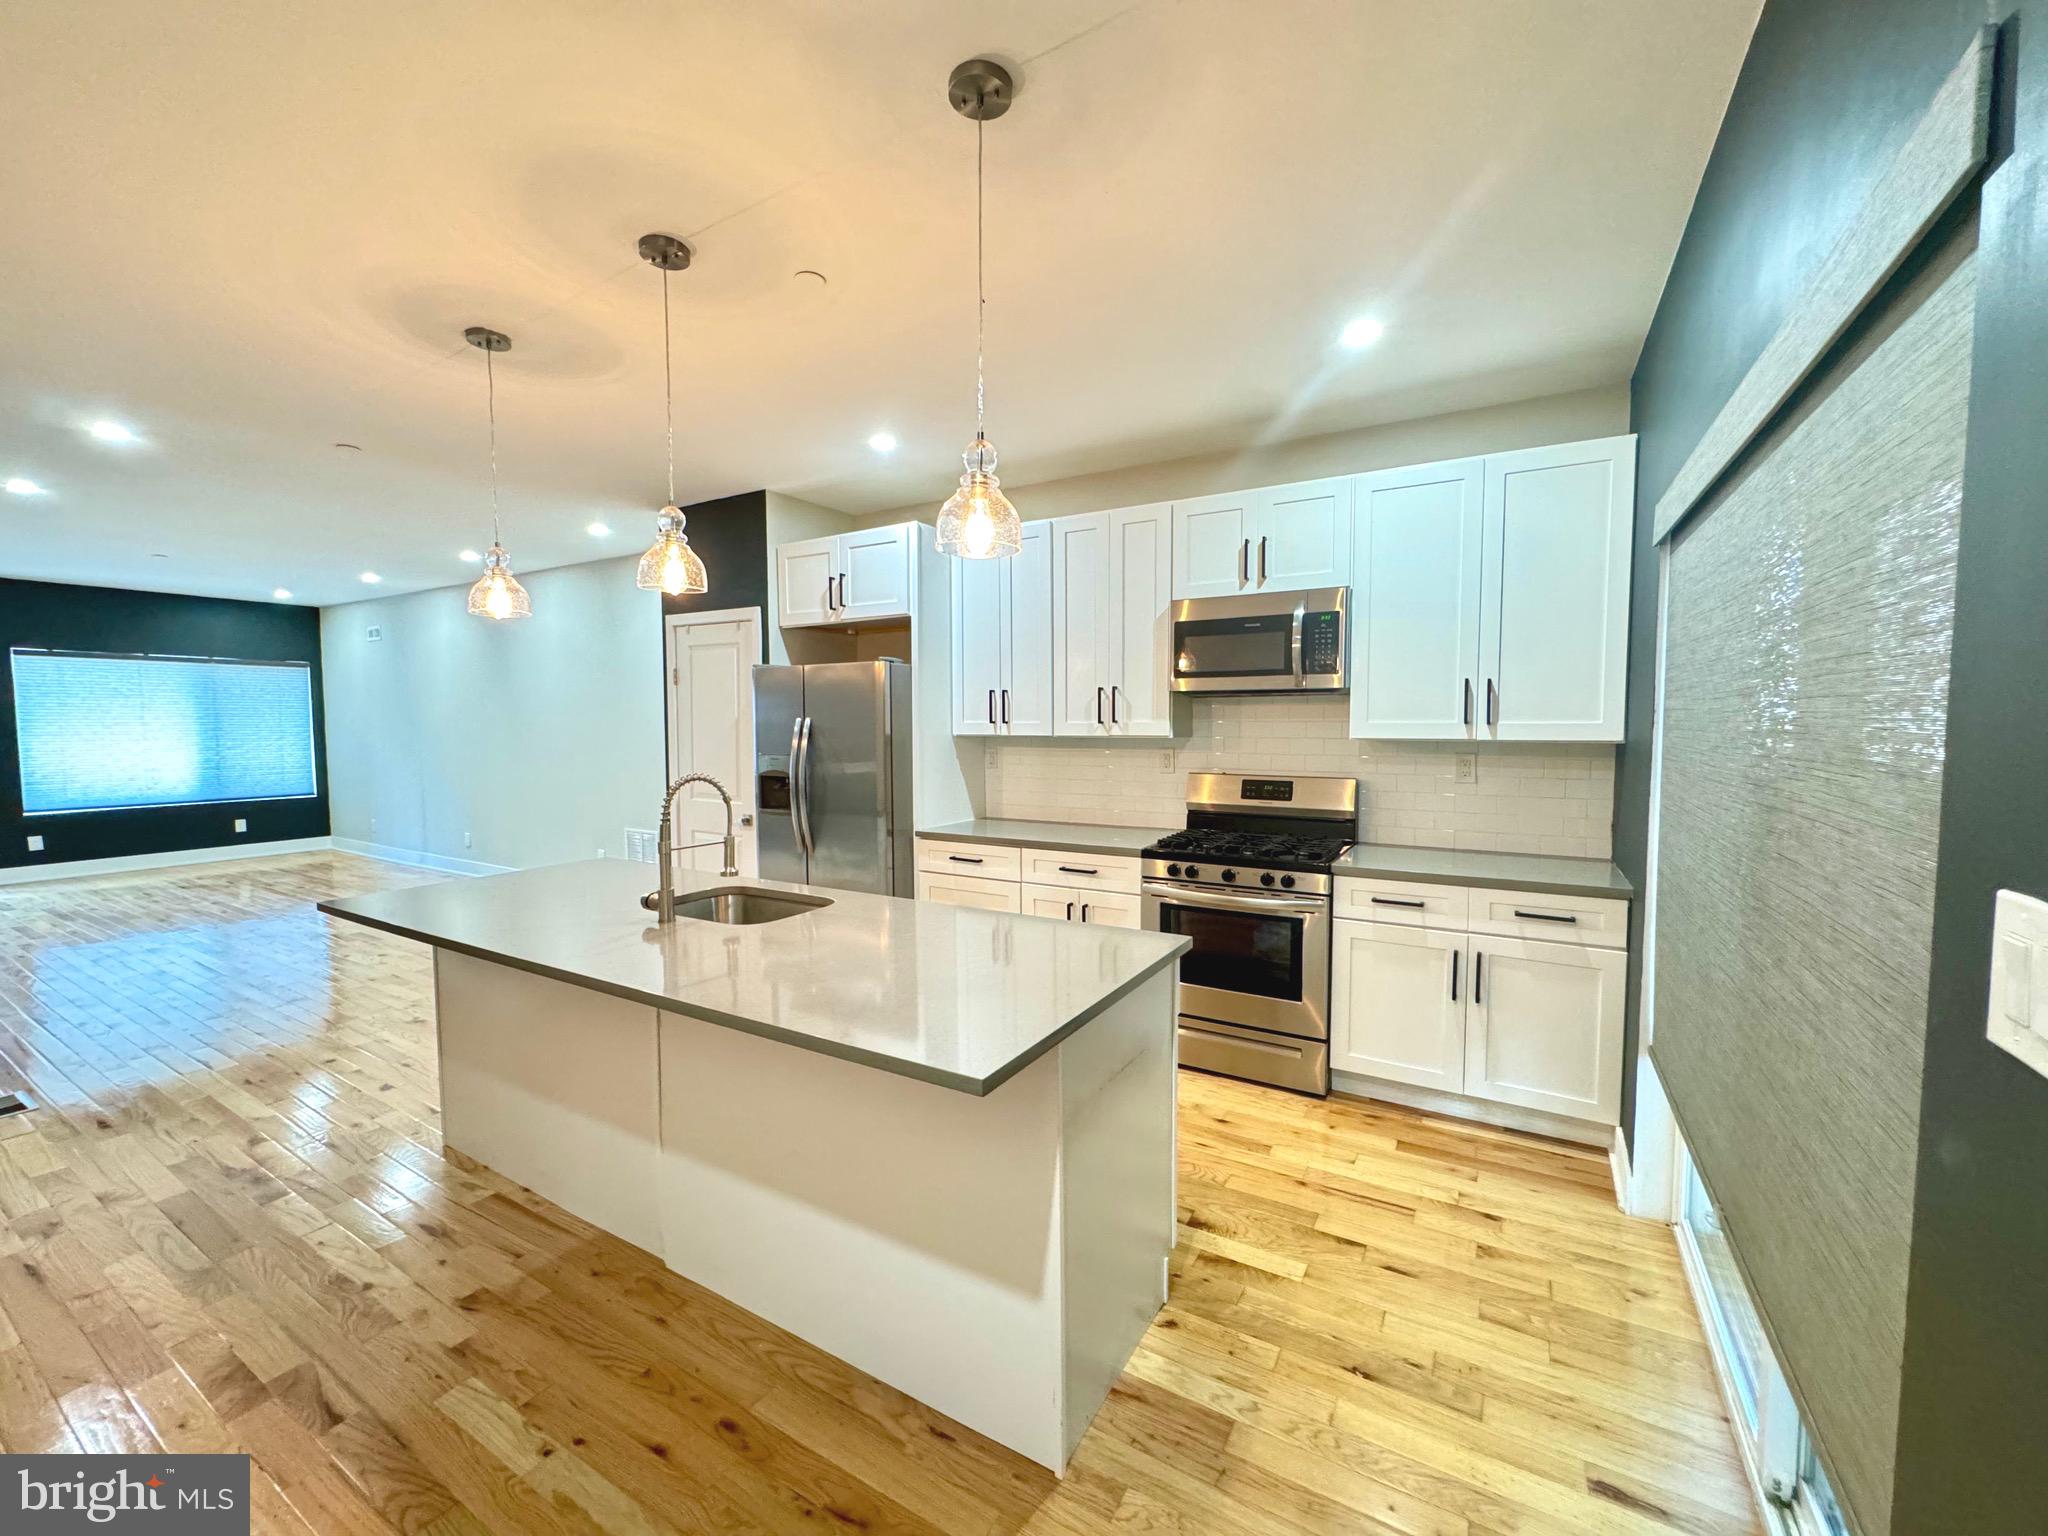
[980,696,1616,859]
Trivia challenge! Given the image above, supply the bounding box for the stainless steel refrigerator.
[753,660,914,896]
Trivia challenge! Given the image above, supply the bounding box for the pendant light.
[936,58,1022,560]
[462,327,532,621]
[634,233,709,597]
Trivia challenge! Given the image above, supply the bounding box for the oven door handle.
[1142,881,1324,916]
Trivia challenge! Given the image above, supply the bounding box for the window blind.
[11,649,317,814]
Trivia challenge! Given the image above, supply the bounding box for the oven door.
[1141,881,1329,1039]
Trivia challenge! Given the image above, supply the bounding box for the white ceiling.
[0,0,1758,608]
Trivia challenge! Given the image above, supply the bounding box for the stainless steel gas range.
[1141,773,1357,1096]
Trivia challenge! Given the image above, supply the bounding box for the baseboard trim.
[0,836,336,887]
[1329,1070,1611,1148]
[331,837,514,877]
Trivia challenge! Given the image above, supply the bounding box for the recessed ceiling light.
[1339,316,1386,350]
[586,521,611,537]
[87,420,140,444]
[4,477,45,496]
[359,571,382,584]
[868,431,898,454]
[273,588,293,601]
[459,548,482,563]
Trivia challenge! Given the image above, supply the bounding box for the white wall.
[321,555,666,871]
[852,384,1628,527]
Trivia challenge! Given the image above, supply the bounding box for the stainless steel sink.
[641,885,832,924]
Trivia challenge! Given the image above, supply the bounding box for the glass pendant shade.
[466,544,532,621]
[935,435,1021,559]
[635,505,707,596]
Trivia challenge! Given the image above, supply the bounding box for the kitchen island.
[320,859,1187,1472]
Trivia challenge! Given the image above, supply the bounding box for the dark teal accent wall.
[1622,1,2048,1527]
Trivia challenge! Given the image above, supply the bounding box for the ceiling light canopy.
[463,326,532,622]
[360,571,381,584]
[935,57,1023,562]
[87,419,140,444]
[459,548,481,563]
[1339,315,1386,350]
[586,521,611,538]
[868,431,898,454]
[273,588,293,600]
[633,233,708,598]
[4,477,45,496]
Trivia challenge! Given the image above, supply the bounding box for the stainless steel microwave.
[1168,588,1347,693]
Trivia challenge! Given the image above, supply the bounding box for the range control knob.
[1184,866,1201,880]
[1280,874,1296,889]
[1220,868,1237,883]
[1259,872,1276,887]
[1165,863,1182,878]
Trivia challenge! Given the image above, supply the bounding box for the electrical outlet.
[1454,754,1477,784]
[365,624,384,642]
[25,834,44,853]
[463,831,472,849]
[1158,750,1175,771]
[233,818,248,834]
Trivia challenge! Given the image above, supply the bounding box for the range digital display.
[1240,778,1294,802]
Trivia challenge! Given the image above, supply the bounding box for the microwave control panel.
[1302,611,1343,675]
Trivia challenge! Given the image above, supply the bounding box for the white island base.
[432,949,1177,1472]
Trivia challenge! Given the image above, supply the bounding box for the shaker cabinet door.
[1331,920,1467,1093]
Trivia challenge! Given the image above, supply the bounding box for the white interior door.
[666,609,760,876]
[1330,920,1466,1091]
[1477,436,1635,742]
[1350,458,1485,739]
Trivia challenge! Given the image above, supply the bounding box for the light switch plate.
[233,818,248,834]
[1987,889,2048,1079]
[25,834,44,852]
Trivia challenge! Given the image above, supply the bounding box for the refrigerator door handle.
[791,715,816,858]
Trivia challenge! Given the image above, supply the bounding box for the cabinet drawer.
[1334,877,1469,930]
[916,839,1023,881]
[1019,846,1140,894]
[915,870,1022,913]
[1465,887,1628,949]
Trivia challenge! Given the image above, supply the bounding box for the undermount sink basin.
[642,885,833,925]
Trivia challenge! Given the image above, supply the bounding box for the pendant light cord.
[975,108,986,445]
[662,267,677,507]
[484,343,501,546]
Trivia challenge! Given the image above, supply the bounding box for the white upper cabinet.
[1006,521,1054,735]
[1349,458,1486,739]
[950,520,1052,735]
[1051,504,1178,738]
[777,536,840,628]
[776,523,915,629]
[1171,479,1351,599]
[1107,504,1174,735]
[1253,479,1352,593]
[1170,492,1255,599]
[1344,435,1634,743]
[1477,437,1634,741]
[1051,512,1114,734]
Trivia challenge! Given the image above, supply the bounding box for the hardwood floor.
[0,851,1758,1535]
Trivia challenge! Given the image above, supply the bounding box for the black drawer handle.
[948,855,985,865]
[1057,865,1100,876]
[1473,951,1484,1005]
[1513,909,1578,923]
[1371,896,1426,909]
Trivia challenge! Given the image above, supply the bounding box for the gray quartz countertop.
[916,819,1175,857]
[319,860,1187,1097]
[1333,844,1633,898]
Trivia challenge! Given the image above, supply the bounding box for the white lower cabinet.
[1465,935,1625,1123]
[1330,921,1467,1093]
[1331,876,1627,1129]
[915,870,1022,913]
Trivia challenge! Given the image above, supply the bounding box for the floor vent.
[624,828,659,864]
[0,1092,35,1118]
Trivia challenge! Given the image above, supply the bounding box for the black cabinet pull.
[1463,678,1473,727]
[1110,685,1120,725]
[947,854,984,865]
[1258,535,1268,582]
[1486,678,1498,727]
[1371,896,1426,909]
[1000,688,1010,725]
[1081,903,1091,923]
[1065,900,1074,921]
[1057,865,1100,876]
[1450,949,1460,1002]
[987,689,996,726]
[1473,951,1484,1005]
[1513,909,1578,923]
[1096,686,1105,725]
